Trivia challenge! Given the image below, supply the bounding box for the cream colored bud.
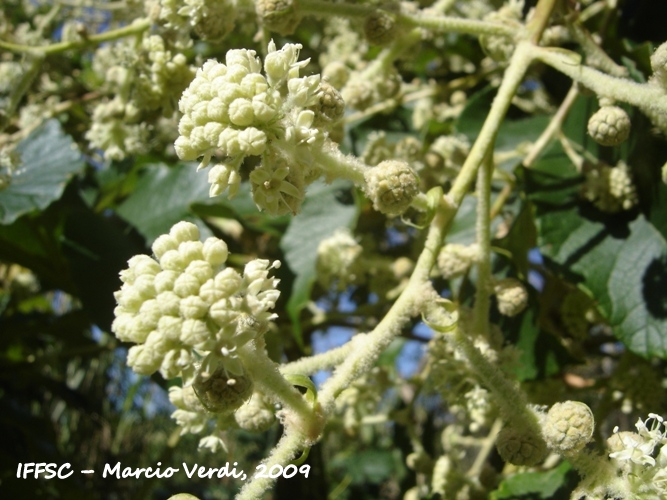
[544,401,594,453]
[364,160,420,216]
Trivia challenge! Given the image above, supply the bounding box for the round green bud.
[310,80,345,126]
[255,0,301,35]
[364,10,399,46]
[193,364,254,414]
[364,160,420,216]
[494,278,528,317]
[544,401,594,453]
[587,106,631,146]
[496,425,547,466]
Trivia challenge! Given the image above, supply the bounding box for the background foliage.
[2,0,667,498]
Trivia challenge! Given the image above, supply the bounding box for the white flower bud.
[179,295,210,319]
[158,315,184,342]
[203,238,229,266]
[437,243,479,279]
[178,241,204,265]
[127,342,163,375]
[157,291,181,316]
[181,319,213,348]
[185,260,214,284]
[154,270,180,293]
[213,267,243,296]
[228,98,255,126]
[160,249,187,272]
[170,221,200,243]
[128,255,161,276]
[234,393,275,432]
[173,273,201,298]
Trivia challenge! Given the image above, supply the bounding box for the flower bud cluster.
[587,105,631,147]
[316,228,365,291]
[581,161,637,213]
[364,159,420,216]
[336,366,391,436]
[175,41,344,214]
[112,221,281,384]
[255,0,301,36]
[494,277,528,317]
[479,0,522,62]
[361,132,424,168]
[437,243,479,279]
[87,33,195,161]
[153,0,239,43]
[599,413,667,498]
[342,66,401,111]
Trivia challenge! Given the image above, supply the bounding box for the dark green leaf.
[0,120,85,224]
[280,180,358,348]
[62,202,146,331]
[115,162,211,243]
[524,145,667,358]
[491,461,574,499]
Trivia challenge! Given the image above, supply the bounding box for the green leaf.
[495,202,538,278]
[456,86,550,167]
[0,120,85,225]
[523,144,667,358]
[62,201,146,331]
[115,163,212,243]
[491,461,574,499]
[280,180,358,348]
[504,307,566,381]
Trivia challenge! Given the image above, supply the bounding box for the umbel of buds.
[111,221,281,385]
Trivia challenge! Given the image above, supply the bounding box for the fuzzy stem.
[523,83,580,168]
[239,342,313,421]
[280,335,364,376]
[472,151,493,338]
[452,326,540,433]
[467,418,503,479]
[298,0,515,38]
[400,13,514,37]
[318,201,452,414]
[0,18,152,55]
[524,0,558,43]
[235,428,304,500]
[313,145,430,211]
[448,41,534,206]
[533,46,667,115]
